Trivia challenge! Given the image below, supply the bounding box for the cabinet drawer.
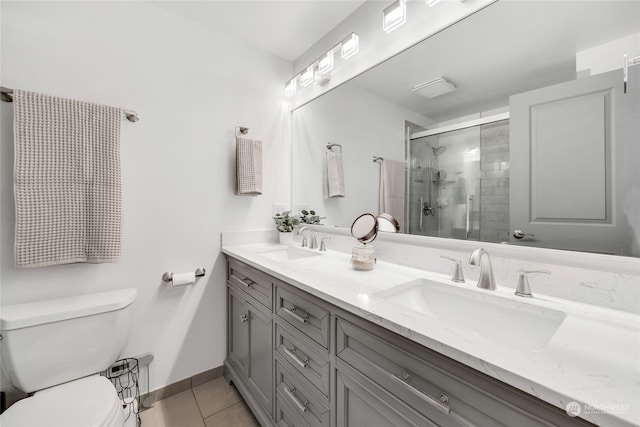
[228,259,273,309]
[336,317,585,427]
[276,322,330,399]
[275,359,329,427]
[336,362,440,427]
[276,286,330,348]
[276,388,307,427]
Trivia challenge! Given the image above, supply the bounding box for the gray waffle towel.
[13,89,122,268]
[324,151,345,198]
[235,136,262,196]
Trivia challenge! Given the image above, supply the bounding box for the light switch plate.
[272,203,289,216]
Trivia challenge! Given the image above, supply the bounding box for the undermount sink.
[259,246,323,262]
[376,278,567,350]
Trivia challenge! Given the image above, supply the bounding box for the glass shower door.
[407,126,481,240]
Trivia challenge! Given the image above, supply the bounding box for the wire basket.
[105,358,141,427]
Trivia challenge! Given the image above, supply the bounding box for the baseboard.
[149,365,224,403]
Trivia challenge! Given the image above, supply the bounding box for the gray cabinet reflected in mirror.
[292,0,640,257]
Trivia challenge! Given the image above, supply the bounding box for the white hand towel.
[235,136,263,196]
[324,151,345,198]
[13,89,122,268]
[379,159,406,232]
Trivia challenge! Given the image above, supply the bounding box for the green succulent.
[300,209,320,225]
[273,211,300,232]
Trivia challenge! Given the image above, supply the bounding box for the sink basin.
[259,246,323,262]
[376,279,566,350]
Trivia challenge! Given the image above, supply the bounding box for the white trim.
[411,112,510,140]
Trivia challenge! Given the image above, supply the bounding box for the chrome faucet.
[515,270,550,298]
[298,227,318,249]
[469,248,496,290]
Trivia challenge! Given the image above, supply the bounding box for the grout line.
[203,401,245,422]
[202,400,253,421]
[189,379,243,421]
[191,387,206,421]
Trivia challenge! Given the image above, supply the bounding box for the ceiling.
[350,1,640,123]
[152,0,366,62]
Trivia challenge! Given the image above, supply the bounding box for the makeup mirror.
[351,213,378,244]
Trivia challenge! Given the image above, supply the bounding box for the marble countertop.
[222,242,640,427]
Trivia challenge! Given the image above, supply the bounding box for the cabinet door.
[246,300,274,417]
[228,286,250,379]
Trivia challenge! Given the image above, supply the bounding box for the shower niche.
[407,118,509,243]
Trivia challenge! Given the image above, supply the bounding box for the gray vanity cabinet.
[336,315,594,427]
[224,257,595,427]
[226,262,274,421]
[227,285,273,417]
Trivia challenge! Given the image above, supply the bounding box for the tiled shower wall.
[479,120,510,243]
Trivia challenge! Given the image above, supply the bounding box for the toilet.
[0,288,137,426]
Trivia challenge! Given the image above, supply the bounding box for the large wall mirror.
[292,0,640,257]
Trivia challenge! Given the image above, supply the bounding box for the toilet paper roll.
[171,272,196,286]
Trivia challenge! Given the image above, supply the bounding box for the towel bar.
[0,86,140,123]
[326,142,342,153]
[162,268,206,283]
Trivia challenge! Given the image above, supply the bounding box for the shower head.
[432,146,447,158]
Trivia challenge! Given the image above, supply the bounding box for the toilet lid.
[1,375,124,426]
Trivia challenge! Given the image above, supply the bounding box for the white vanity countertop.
[222,243,640,427]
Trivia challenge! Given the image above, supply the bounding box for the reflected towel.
[235,136,263,196]
[324,151,345,198]
[13,89,122,268]
[379,159,406,232]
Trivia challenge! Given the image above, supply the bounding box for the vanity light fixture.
[383,0,407,33]
[341,33,359,60]
[411,76,456,99]
[318,51,334,75]
[284,78,297,97]
[313,64,331,85]
[284,32,359,97]
[426,0,445,6]
[300,66,315,87]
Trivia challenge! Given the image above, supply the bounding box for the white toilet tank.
[0,288,137,393]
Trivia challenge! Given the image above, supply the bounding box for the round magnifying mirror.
[376,213,400,233]
[351,213,378,243]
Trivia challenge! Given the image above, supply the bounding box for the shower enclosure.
[406,116,510,243]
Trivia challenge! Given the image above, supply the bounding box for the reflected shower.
[432,145,447,158]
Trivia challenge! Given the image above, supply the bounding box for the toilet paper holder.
[162,268,206,284]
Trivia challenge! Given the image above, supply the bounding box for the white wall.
[577,32,640,76]
[0,1,290,392]
[292,83,429,228]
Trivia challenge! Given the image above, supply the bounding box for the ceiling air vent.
[411,77,456,99]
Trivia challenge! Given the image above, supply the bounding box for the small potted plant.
[300,209,321,225]
[273,211,299,244]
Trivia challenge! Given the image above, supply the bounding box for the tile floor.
[140,377,260,427]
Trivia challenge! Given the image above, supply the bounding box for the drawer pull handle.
[240,314,248,323]
[285,386,309,413]
[284,346,309,368]
[241,278,254,287]
[283,306,309,323]
[391,373,451,414]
